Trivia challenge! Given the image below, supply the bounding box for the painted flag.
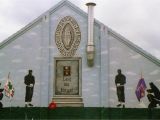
[135,78,147,102]
[4,72,14,98]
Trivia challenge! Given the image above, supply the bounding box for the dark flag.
[135,78,147,102]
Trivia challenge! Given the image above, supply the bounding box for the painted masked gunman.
[24,70,35,107]
[115,69,126,108]
[147,82,160,108]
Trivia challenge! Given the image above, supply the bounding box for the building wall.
[0,21,43,107]
[49,5,104,107]
[108,33,160,108]
[99,25,109,107]
[0,4,109,107]
[0,2,159,108]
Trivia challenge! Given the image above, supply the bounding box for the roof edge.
[108,27,160,66]
[49,0,88,18]
[0,18,43,49]
[0,0,102,50]
[0,0,159,67]
[0,0,80,49]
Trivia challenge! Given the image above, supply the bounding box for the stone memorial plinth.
[53,57,83,107]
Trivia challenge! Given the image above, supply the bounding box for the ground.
[0,107,160,119]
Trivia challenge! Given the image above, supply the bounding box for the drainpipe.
[86,2,96,67]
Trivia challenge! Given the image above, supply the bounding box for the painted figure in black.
[0,83,4,108]
[147,82,160,108]
[115,69,126,108]
[24,70,35,107]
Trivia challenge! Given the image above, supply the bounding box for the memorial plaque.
[53,16,83,106]
[54,57,82,96]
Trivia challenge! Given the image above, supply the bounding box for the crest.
[55,16,81,57]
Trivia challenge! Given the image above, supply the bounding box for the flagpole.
[8,72,10,78]
[8,72,12,116]
[7,72,11,118]
[140,70,143,104]
[10,95,11,116]
[140,69,143,79]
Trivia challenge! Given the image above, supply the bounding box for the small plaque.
[63,66,71,76]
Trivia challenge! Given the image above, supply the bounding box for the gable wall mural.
[0,0,159,108]
[108,32,160,108]
[49,5,103,107]
[0,21,43,107]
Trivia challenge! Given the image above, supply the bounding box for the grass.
[0,107,159,119]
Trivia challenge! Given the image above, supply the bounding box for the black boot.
[123,105,125,108]
[0,102,3,108]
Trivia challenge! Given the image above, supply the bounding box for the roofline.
[0,18,43,49]
[0,0,89,49]
[0,0,102,50]
[108,27,160,66]
[0,0,159,67]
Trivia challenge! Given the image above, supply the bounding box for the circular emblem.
[55,16,81,57]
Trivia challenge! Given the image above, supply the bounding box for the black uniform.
[147,82,160,108]
[115,72,126,103]
[24,73,35,102]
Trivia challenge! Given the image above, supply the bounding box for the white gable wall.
[49,4,102,107]
[108,33,160,108]
[0,0,159,108]
[0,21,43,107]
[0,2,105,107]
